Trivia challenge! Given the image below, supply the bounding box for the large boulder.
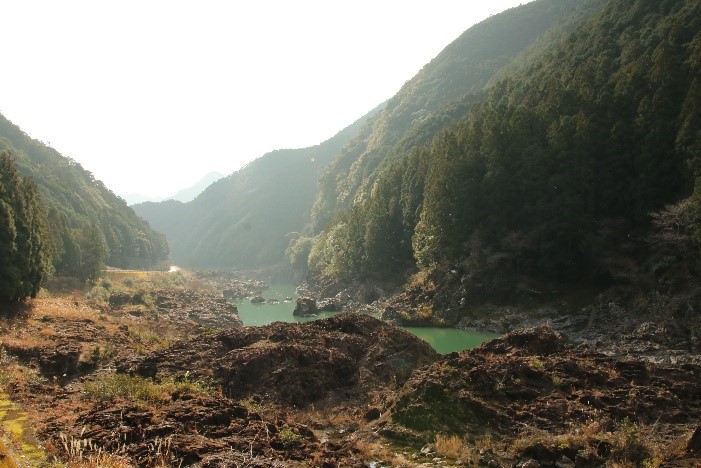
[293,297,318,316]
[318,298,343,312]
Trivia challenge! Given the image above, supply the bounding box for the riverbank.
[1,271,700,466]
[296,275,701,366]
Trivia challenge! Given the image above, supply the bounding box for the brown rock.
[293,297,318,316]
[687,426,701,454]
[119,313,439,407]
[38,343,81,377]
[390,326,701,437]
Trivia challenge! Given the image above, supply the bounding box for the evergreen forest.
[306,0,701,311]
[0,151,51,302]
[0,114,169,288]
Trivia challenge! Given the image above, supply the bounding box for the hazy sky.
[1,1,531,198]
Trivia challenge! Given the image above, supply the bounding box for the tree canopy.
[0,151,51,302]
[308,0,701,302]
[0,114,169,277]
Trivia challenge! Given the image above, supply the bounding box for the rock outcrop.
[119,313,439,407]
[292,297,318,316]
[195,272,267,300]
[110,289,242,329]
[385,326,701,464]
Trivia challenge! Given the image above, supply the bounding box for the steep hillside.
[134,107,378,271]
[0,113,169,275]
[309,0,607,232]
[309,0,701,322]
[132,0,603,273]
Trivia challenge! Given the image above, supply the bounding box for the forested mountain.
[132,0,603,274]
[309,0,701,312]
[309,0,607,233]
[133,108,378,271]
[0,114,169,276]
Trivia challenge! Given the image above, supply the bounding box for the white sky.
[0,1,530,198]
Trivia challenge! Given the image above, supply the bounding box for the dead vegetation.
[2,272,701,466]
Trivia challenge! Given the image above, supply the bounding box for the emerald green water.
[232,284,497,354]
[402,327,499,354]
[234,284,335,326]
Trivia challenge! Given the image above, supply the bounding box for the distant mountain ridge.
[123,171,224,205]
[132,106,379,271]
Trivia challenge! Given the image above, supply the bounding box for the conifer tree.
[78,222,107,283]
[0,151,51,303]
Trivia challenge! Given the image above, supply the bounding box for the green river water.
[233,284,498,354]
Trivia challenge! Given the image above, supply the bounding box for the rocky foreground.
[1,284,701,466]
[119,313,438,407]
[379,327,701,466]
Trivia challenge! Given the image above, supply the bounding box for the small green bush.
[84,374,164,402]
[278,428,302,446]
[83,373,215,404]
[86,285,110,304]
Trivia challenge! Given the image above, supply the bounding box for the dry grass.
[355,440,383,460]
[104,269,194,293]
[434,434,472,461]
[128,325,178,353]
[37,326,59,337]
[57,430,174,467]
[389,455,415,467]
[294,406,362,428]
[103,270,152,281]
[67,452,133,467]
[0,349,40,388]
[354,440,405,466]
[83,373,215,404]
[0,334,50,350]
[42,277,90,295]
[0,438,18,468]
[510,418,663,467]
[31,298,101,322]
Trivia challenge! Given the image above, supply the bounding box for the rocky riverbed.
[110,288,243,329]
[194,271,267,301]
[302,275,701,366]
[1,273,701,466]
[378,326,701,466]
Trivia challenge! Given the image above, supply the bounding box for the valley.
[2,0,701,465]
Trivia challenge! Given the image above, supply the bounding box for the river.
[232,284,497,354]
